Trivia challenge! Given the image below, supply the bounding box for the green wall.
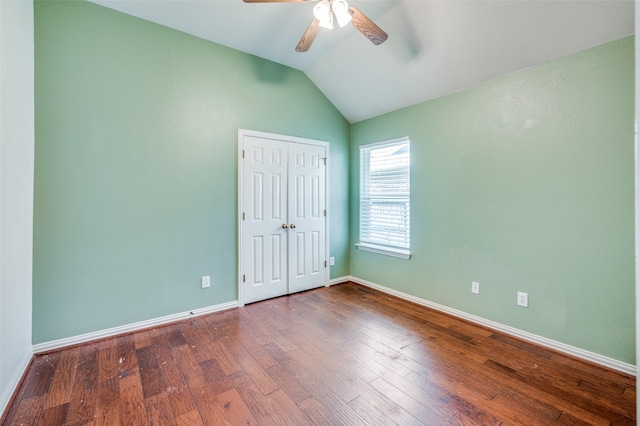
[350,37,635,364]
[33,0,350,343]
[34,0,635,365]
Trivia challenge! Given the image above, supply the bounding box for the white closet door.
[239,131,328,305]
[242,135,289,304]
[288,143,326,294]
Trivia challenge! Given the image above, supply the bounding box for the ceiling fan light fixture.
[313,0,334,30]
[244,0,388,52]
[332,0,352,27]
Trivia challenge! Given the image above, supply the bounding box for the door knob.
[282,224,289,229]
[290,224,296,229]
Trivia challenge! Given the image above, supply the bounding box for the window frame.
[356,137,412,260]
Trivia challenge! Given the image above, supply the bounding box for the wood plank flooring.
[2,282,636,425]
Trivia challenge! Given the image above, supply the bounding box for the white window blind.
[358,137,411,259]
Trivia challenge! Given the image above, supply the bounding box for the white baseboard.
[334,276,636,376]
[329,276,350,286]
[32,300,239,354]
[1,349,32,419]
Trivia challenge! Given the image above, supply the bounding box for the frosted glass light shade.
[332,0,352,27]
[313,0,334,30]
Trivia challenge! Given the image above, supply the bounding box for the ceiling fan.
[243,0,388,52]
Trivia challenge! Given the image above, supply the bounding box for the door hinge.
[324,260,327,268]
[324,209,326,217]
[242,212,245,220]
[323,157,327,166]
[242,274,246,283]
[242,150,245,158]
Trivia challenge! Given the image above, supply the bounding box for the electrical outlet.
[517,291,528,307]
[471,281,480,294]
[329,257,335,266]
[201,276,211,289]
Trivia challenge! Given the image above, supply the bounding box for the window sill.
[355,243,412,260]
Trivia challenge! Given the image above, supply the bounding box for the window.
[357,137,411,259]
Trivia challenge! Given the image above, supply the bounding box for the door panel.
[288,143,326,294]
[271,234,282,281]
[242,136,288,304]
[252,236,263,284]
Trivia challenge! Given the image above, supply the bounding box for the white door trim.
[237,129,330,307]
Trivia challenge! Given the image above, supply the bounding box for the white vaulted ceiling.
[90,0,634,123]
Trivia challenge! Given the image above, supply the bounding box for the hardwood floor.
[2,282,635,425]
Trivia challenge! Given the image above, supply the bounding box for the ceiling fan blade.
[295,17,320,52]
[349,6,388,46]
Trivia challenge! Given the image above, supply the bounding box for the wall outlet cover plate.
[517,291,528,307]
[202,276,211,288]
